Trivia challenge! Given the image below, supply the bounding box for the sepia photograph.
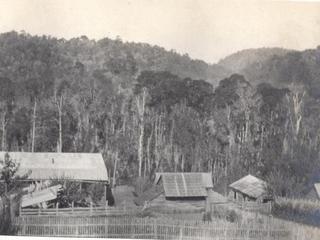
[0,0,320,239]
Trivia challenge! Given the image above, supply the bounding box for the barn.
[0,151,109,208]
[229,174,273,203]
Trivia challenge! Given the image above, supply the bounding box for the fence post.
[56,202,59,216]
[90,202,93,216]
[75,223,79,236]
[267,221,270,240]
[246,228,249,240]
[154,220,157,239]
[38,207,40,216]
[22,218,26,235]
[179,226,183,240]
[72,201,74,215]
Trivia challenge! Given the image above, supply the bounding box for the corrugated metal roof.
[21,184,62,207]
[155,172,213,197]
[0,152,108,182]
[229,174,267,199]
[314,183,320,198]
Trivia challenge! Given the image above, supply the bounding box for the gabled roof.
[0,152,108,182]
[229,174,267,199]
[155,172,213,198]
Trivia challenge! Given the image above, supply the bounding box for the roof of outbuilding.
[314,183,320,198]
[0,152,109,182]
[155,172,213,198]
[229,174,267,199]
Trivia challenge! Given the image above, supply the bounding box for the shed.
[229,174,272,202]
[306,183,320,200]
[133,172,220,216]
[154,172,213,199]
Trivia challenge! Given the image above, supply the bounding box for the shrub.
[0,196,19,235]
[272,197,320,227]
[226,209,241,223]
[202,212,212,222]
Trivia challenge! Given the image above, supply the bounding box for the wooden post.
[90,202,93,216]
[19,203,21,217]
[103,183,107,206]
[56,202,59,216]
[72,201,74,215]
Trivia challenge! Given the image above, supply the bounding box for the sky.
[0,0,319,63]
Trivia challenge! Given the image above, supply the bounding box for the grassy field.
[272,197,320,227]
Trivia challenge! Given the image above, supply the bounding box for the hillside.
[0,31,319,198]
[218,47,292,73]
[218,47,320,97]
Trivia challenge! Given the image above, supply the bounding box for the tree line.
[0,31,319,197]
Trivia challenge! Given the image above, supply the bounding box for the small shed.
[306,183,320,201]
[229,174,272,203]
[137,173,217,212]
[154,172,213,200]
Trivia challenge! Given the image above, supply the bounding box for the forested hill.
[218,47,292,75]
[0,31,229,85]
[0,31,320,198]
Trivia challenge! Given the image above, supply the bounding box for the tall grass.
[272,197,320,227]
[0,196,19,235]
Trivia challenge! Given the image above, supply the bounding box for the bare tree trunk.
[1,113,6,151]
[112,151,118,188]
[225,105,232,195]
[146,125,153,176]
[154,114,164,171]
[170,119,175,169]
[181,153,185,172]
[57,96,63,152]
[31,100,37,152]
[137,88,146,177]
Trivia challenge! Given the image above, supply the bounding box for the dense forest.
[0,31,320,197]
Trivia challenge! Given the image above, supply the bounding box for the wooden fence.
[210,201,272,216]
[236,202,272,214]
[13,215,293,239]
[19,205,141,217]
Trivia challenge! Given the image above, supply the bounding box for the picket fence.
[236,202,272,214]
[13,215,293,240]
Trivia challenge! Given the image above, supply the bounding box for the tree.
[0,78,14,151]
[53,79,71,152]
[0,152,28,235]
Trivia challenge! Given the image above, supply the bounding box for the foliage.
[272,198,320,227]
[0,153,27,235]
[0,196,19,235]
[0,32,319,199]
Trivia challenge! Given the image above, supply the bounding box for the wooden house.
[134,172,226,218]
[0,152,109,207]
[229,174,272,203]
[306,183,320,201]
